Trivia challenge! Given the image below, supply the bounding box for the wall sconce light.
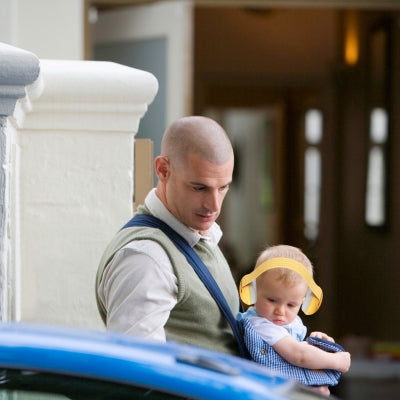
[344,11,359,66]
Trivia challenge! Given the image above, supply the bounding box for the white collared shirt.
[243,306,307,345]
[97,188,222,341]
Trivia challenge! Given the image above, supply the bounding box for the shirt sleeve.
[248,315,290,346]
[97,239,178,341]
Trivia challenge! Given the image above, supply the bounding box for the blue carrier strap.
[121,214,250,359]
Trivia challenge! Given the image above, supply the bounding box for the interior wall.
[195,7,338,87]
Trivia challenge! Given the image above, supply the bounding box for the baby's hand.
[310,331,334,342]
[337,351,351,373]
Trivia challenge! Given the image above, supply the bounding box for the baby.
[237,244,351,389]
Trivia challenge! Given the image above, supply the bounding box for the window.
[364,21,390,228]
[304,109,323,240]
[0,369,187,400]
[365,108,388,226]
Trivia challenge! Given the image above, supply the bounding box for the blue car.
[0,322,329,399]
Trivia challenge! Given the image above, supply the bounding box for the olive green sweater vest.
[96,213,240,356]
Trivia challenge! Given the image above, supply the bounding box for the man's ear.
[155,156,170,180]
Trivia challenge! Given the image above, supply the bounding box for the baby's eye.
[267,297,276,303]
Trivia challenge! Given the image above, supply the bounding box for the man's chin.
[191,221,213,235]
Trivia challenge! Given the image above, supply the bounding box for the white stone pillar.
[9,57,158,329]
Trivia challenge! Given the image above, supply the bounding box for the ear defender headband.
[239,257,323,315]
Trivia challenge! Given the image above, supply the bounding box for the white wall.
[0,0,15,44]
[1,0,85,59]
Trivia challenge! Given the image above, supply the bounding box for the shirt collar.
[144,188,222,248]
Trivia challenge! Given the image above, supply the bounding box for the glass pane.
[0,391,67,400]
[305,109,323,144]
[370,108,388,144]
[0,369,186,400]
[304,148,321,240]
[365,146,385,226]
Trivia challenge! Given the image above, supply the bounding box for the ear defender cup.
[239,257,323,315]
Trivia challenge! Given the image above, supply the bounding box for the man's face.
[165,152,233,235]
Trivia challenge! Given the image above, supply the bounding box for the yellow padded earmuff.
[239,257,323,315]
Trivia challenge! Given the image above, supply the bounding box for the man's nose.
[205,191,220,212]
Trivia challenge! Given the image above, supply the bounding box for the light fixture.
[344,10,359,66]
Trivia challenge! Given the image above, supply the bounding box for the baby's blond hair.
[255,244,313,287]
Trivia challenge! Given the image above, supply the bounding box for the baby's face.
[255,272,307,326]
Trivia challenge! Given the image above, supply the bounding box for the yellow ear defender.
[239,257,323,315]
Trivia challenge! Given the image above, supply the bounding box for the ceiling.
[91,0,400,10]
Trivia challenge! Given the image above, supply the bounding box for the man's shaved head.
[155,115,234,234]
[161,116,233,169]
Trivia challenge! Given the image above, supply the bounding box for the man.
[96,116,240,355]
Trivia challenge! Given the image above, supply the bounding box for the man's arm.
[273,335,351,372]
[97,240,178,340]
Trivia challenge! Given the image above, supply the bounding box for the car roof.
[0,322,298,400]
